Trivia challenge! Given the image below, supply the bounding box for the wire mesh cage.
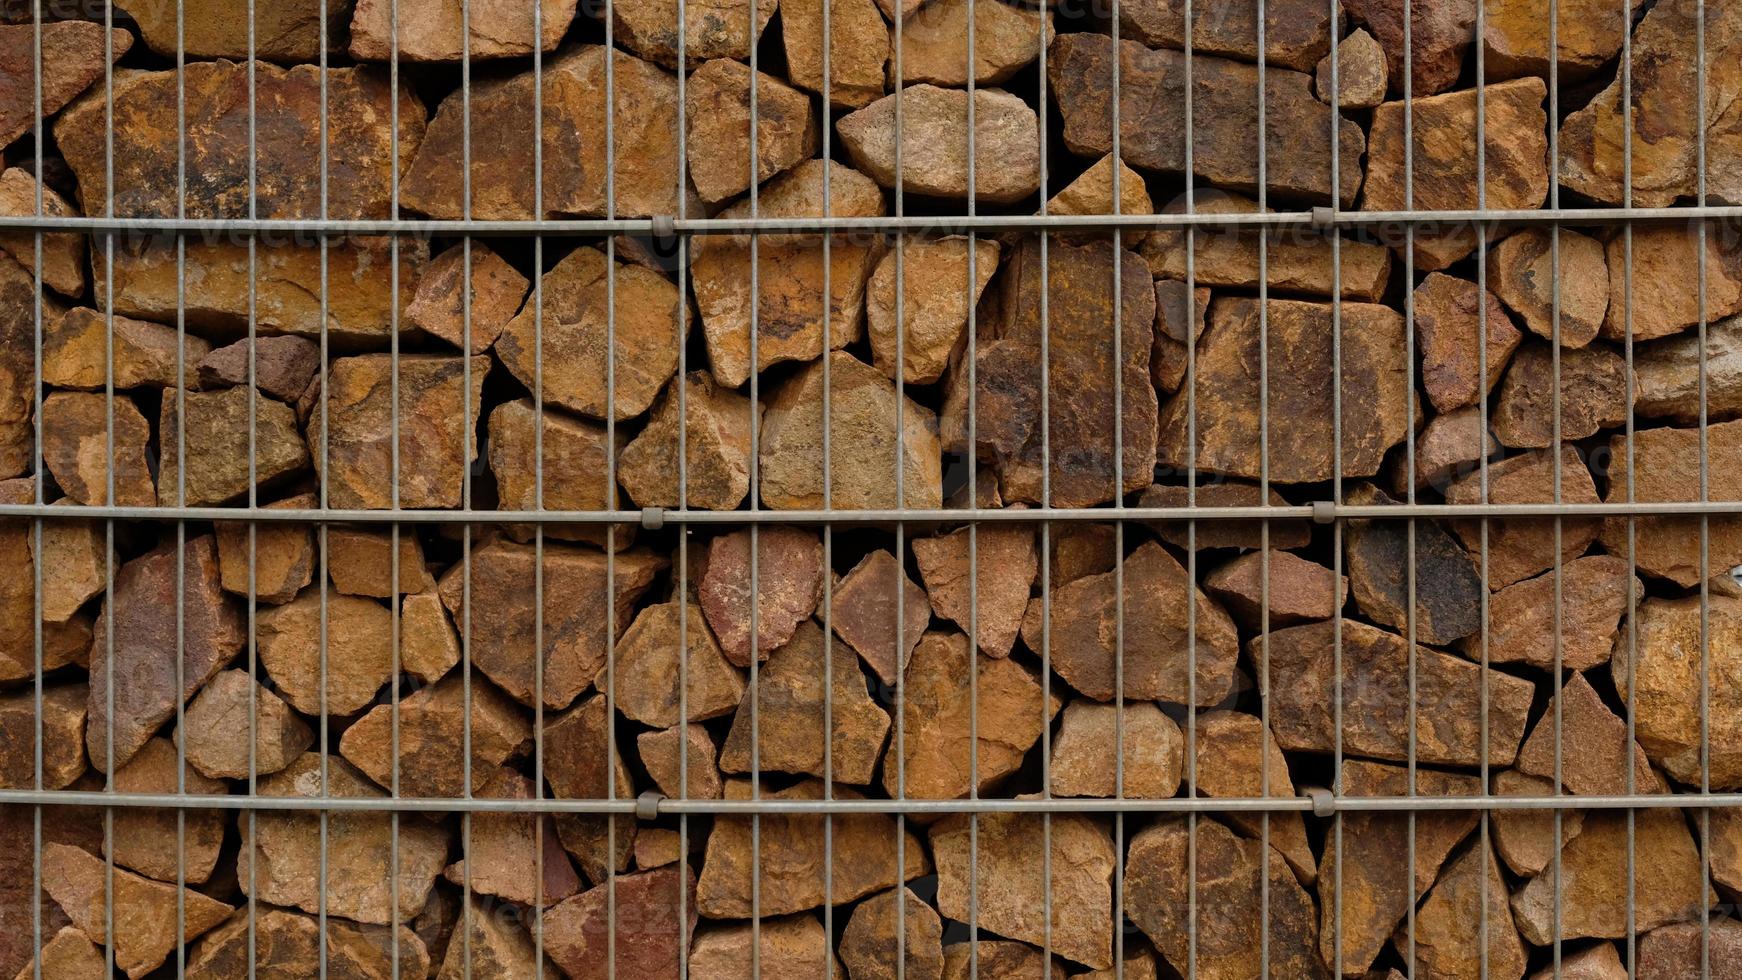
[0,0,1737,976]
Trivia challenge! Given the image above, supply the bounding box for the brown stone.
[1158,297,1412,483]
[1363,79,1550,270]
[126,0,339,60]
[487,398,623,548]
[41,391,155,506]
[1046,155,1152,247]
[446,767,581,907]
[1638,920,1742,980]
[886,630,1058,800]
[177,669,312,780]
[1204,549,1346,629]
[1148,279,1208,393]
[160,385,311,506]
[1048,700,1182,799]
[900,0,1050,87]
[612,0,776,68]
[404,242,528,354]
[0,793,103,979]
[1475,555,1641,672]
[699,526,825,666]
[349,0,575,61]
[1071,948,1161,980]
[340,675,531,798]
[1636,314,1742,424]
[0,22,130,145]
[311,353,488,510]
[243,752,452,925]
[1602,421,1742,587]
[1138,481,1313,552]
[32,512,106,623]
[1485,0,1643,79]
[1492,769,1585,878]
[555,810,639,888]
[402,46,679,219]
[187,908,430,980]
[686,59,818,205]
[696,778,929,918]
[1317,761,1481,973]
[1487,228,1610,348]
[638,723,723,800]
[1402,406,1500,493]
[1343,484,1483,645]
[1517,672,1665,796]
[1415,271,1524,414]
[11,926,104,980]
[1050,35,1365,205]
[692,161,885,387]
[720,619,891,784]
[542,696,637,881]
[911,522,1035,659]
[195,336,321,404]
[615,601,744,728]
[841,888,944,980]
[635,828,688,869]
[1616,595,1742,788]
[1343,0,1474,95]
[932,810,1115,970]
[837,85,1040,204]
[108,737,227,885]
[1512,809,1712,944]
[1605,225,1742,342]
[1140,191,1393,301]
[326,525,435,598]
[782,0,887,108]
[942,942,1064,980]
[1402,840,1528,980]
[1313,28,1388,108]
[546,867,696,980]
[41,308,208,393]
[1266,618,1534,767]
[0,262,47,477]
[435,895,540,979]
[1190,711,1317,886]
[40,842,232,979]
[0,169,81,297]
[257,591,393,716]
[619,372,758,511]
[690,915,843,979]
[0,683,83,789]
[1049,523,1120,587]
[1532,943,1628,980]
[1445,445,1602,589]
[866,237,1001,385]
[1492,341,1631,449]
[88,536,245,773]
[1120,0,1331,70]
[1125,818,1325,980]
[400,590,461,684]
[1714,805,1742,896]
[1022,539,1240,705]
[830,549,930,686]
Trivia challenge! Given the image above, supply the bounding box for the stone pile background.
[1,0,1740,976]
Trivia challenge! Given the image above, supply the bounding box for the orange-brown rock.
[1601,421,1742,587]
[838,85,1041,204]
[339,675,531,798]
[545,867,696,980]
[0,682,84,789]
[942,942,1064,980]
[1048,700,1182,799]
[1343,484,1483,645]
[1488,227,1610,348]
[325,525,434,598]
[912,521,1036,659]
[618,372,758,511]
[686,59,818,206]
[108,737,227,885]
[1484,0,1643,80]
[311,353,488,510]
[159,385,311,506]
[866,237,1001,385]
[1120,0,1332,70]
[610,0,775,68]
[1047,154,1152,248]
[400,590,461,684]
[40,391,155,507]
[1343,0,1475,92]
[195,335,320,404]
[0,22,131,145]
[1634,314,1742,424]
[830,549,930,686]
[30,511,106,623]
[0,792,102,979]
[543,695,637,881]
[699,526,825,666]
[1313,27,1388,108]
[1445,445,1603,588]
[782,0,887,108]
[1048,522,1120,587]
[124,0,340,61]
[186,908,431,980]
[1475,555,1640,671]
[1531,942,1627,980]
[1415,271,1523,414]
[39,843,232,979]
[1403,840,1528,980]
[1638,920,1742,979]
[1148,278,1208,393]
[0,262,48,477]
[1402,405,1500,493]
[11,926,104,980]
[257,590,394,716]
[1492,769,1586,878]
[638,723,723,800]
[445,767,580,907]
[690,915,844,979]
[1204,550,1346,629]
[1140,191,1392,301]
[615,601,745,728]
[1190,711,1317,886]
[349,0,576,61]
[404,241,528,354]
[1517,672,1665,796]
[900,0,1050,87]
[41,308,208,393]
[1492,341,1631,448]
[840,887,943,980]
[486,398,623,549]
[1616,595,1742,788]
[435,895,540,979]
[1611,230,1742,345]
[1512,808,1712,944]
[177,669,311,780]
[1138,481,1312,552]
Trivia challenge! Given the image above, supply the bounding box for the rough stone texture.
[243,752,452,925]
[543,696,637,880]
[612,0,776,68]
[257,591,393,716]
[840,887,943,980]
[1715,805,1742,896]
[40,843,233,979]
[447,767,581,907]
[1493,770,1586,878]
[41,391,155,506]
[901,0,1050,87]
[1204,549,1345,630]
[1485,0,1643,79]
[41,308,207,392]
[440,538,664,709]
[195,335,321,404]
[1343,485,1483,645]
[403,241,528,354]
[1048,700,1182,799]
[634,829,687,869]
[1139,481,1312,552]
[1313,27,1387,108]
[1512,809,1712,944]
[311,353,488,510]
[615,601,744,728]
[1149,280,1209,394]
[699,526,825,666]
[1072,949,1161,980]
[1049,155,1153,247]
[782,0,887,108]
[1476,555,1641,671]
[1415,271,1524,414]
[686,59,817,205]
[1401,405,1500,493]
[638,723,724,800]
[912,521,1036,659]
[1405,841,1529,980]
[691,161,885,387]
[1022,540,1240,706]
[0,683,84,789]
[696,779,929,918]
[436,895,540,979]
[1191,711,1317,886]
[12,926,104,980]
[340,675,532,799]
[1517,673,1665,796]
[88,536,245,773]
[402,46,679,220]
[1120,0,1332,70]
[720,620,891,784]
[932,811,1115,971]
[830,549,930,686]
[866,237,1001,385]
[400,590,461,684]
[1125,818,1326,980]
[1493,341,1631,448]
[1140,191,1393,301]
[1445,446,1603,589]
[0,792,102,978]
[1267,619,1534,767]
[186,909,430,980]
[838,85,1040,204]
[0,263,48,477]
[1616,595,1742,788]
[1533,943,1628,980]
[487,398,622,548]
[942,942,1063,980]
[0,22,131,145]
[1157,298,1412,483]
[887,630,1058,800]
[326,525,435,598]
[1602,421,1742,587]
[761,352,945,511]
[1049,523,1120,587]
[546,867,696,980]
[1344,0,1474,95]
[31,513,106,624]
[1488,228,1610,348]
[178,669,311,780]
[160,385,311,506]
[1050,34,1365,206]
[109,737,227,885]
[1364,78,1550,270]
[1635,314,1742,424]
[1638,920,1742,980]
[1603,226,1742,343]
[619,372,758,511]
[690,915,843,979]
[349,0,575,61]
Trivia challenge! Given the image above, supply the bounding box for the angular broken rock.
[866,236,1001,385]
[187,909,430,980]
[1048,155,1153,247]
[340,675,532,798]
[900,0,1051,87]
[686,59,818,205]
[1203,550,1346,629]
[487,398,623,548]
[195,335,321,403]
[760,352,945,510]
[1635,314,1742,424]
[782,0,887,108]
[830,549,930,686]
[612,0,776,68]
[1140,191,1392,301]
[911,521,1036,659]
[1488,227,1610,348]
[402,46,678,220]
[325,525,435,598]
[108,737,227,885]
[349,0,576,61]
[1492,341,1631,448]
[932,810,1115,970]
[0,683,84,789]
[942,942,1063,980]
[447,767,581,907]
[1638,920,1742,980]
[1149,279,1209,393]
[720,619,892,784]
[1157,297,1412,483]
[544,696,636,874]
[1517,672,1665,796]
[1414,270,1523,414]
[1119,0,1331,70]
[1190,711,1317,886]
[88,536,245,773]
[1343,485,1483,645]
[400,591,461,684]
[696,779,929,918]
[1601,421,1742,587]
[886,630,1058,800]
[1266,618,1534,767]
[1476,554,1640,672]
[43,308,209,392]
[1050,34,1365,206]
[257,591,394,716]
[1139,481,1312,552]
[436,895,540,979]
[1446,445,1603,589]
[160,385,311,506]
[1021,540,1240,706]
[41,391,155,507]
[30,512,106,624]
[311,353,488,510]
[1492,769,1586,878]
[404,242,528,354]
[699,526,825,666]
[1485,0,1643,79]
[1403,840,1528,980]
[1401,405,1499,493]
[1125,818,1325,980]
[1049,522,1119,587]
[638,723,724,800]
[614,601,745,728]
[634,828,688,870]
[1605,224,1742,343]
[40,842,233,979]
[690,915,843,979]
[1343,0,1474,95]
[1512,808,1712,944]
[545,867,696,980]
[840,887,944,980]
[838,85,1039,204]
[12,926,104,980]
[177,669,312,780]
[1364,78,1550,270]
[0,22,131,145]
[618,372,758,511]
[1313,27,1387,108]
[1048,700,1182,799]
[1616,595,1742,788]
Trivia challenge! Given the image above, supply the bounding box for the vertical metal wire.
[1399,2,1419,973]
[1182,1,1200,975]
[1474,0,1493,974]
[1105,3,1125,975]
[1694,2,1713,975]
[1548,0,1566,970]
[27,4,45,977]
[673,2,691,977]
[1325,0,1344,971]
[1620,0,1639,967]
[1253,2,1272,976]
